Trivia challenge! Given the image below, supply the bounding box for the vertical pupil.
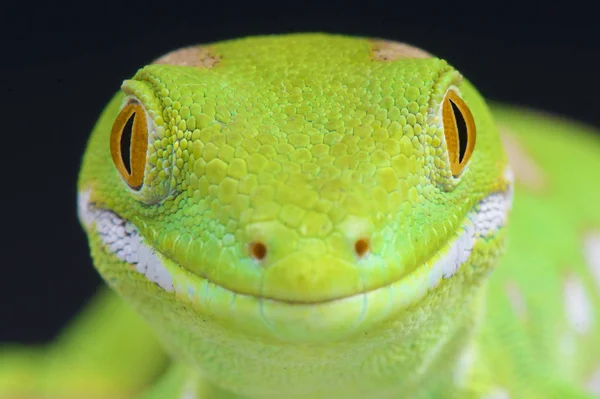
[449,100,468,163]
[121,112,135,175]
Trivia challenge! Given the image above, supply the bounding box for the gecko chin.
[77,169,513,339]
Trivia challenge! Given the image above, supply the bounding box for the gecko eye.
[441,90,476,177]
[110,101,149,190]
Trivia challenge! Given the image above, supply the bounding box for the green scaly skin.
[1,34,599,399]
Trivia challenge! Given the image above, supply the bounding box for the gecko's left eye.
[441,90,476,177]
[110,101,149,190]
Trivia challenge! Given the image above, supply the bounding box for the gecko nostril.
[354,238,370,258]
[249,241,268,261]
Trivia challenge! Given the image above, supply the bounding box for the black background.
[2,4,599,343]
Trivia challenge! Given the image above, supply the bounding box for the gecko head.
[78,34,512,396]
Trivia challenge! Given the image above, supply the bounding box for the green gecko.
[1,33,600,399]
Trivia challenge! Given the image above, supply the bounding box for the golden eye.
[441,90,476,177]
[110,102,148,190]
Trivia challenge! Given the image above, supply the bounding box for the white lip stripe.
[424,186,511,290]
[78,191,174,292]
[77,167,512,294]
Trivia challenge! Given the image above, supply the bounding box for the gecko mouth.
[77,168,513,331]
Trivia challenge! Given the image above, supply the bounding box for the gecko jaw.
[77,166,513,306]
[77,171,512,340]
[77,189,174,291]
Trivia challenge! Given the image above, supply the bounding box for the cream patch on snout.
[500,127,547,192]
[153,46,220,68]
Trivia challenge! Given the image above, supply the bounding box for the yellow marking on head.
[153,46,220,68]
[499,126,548,192]
[370,39,432,61]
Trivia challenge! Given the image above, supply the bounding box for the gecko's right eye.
[110,101,149,190]
[441,90,476,178]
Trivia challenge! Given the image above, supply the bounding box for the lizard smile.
[78,168,513,339]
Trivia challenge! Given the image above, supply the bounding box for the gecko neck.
[174,285,488,399]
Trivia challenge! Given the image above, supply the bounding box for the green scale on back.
[1,33,599,399]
